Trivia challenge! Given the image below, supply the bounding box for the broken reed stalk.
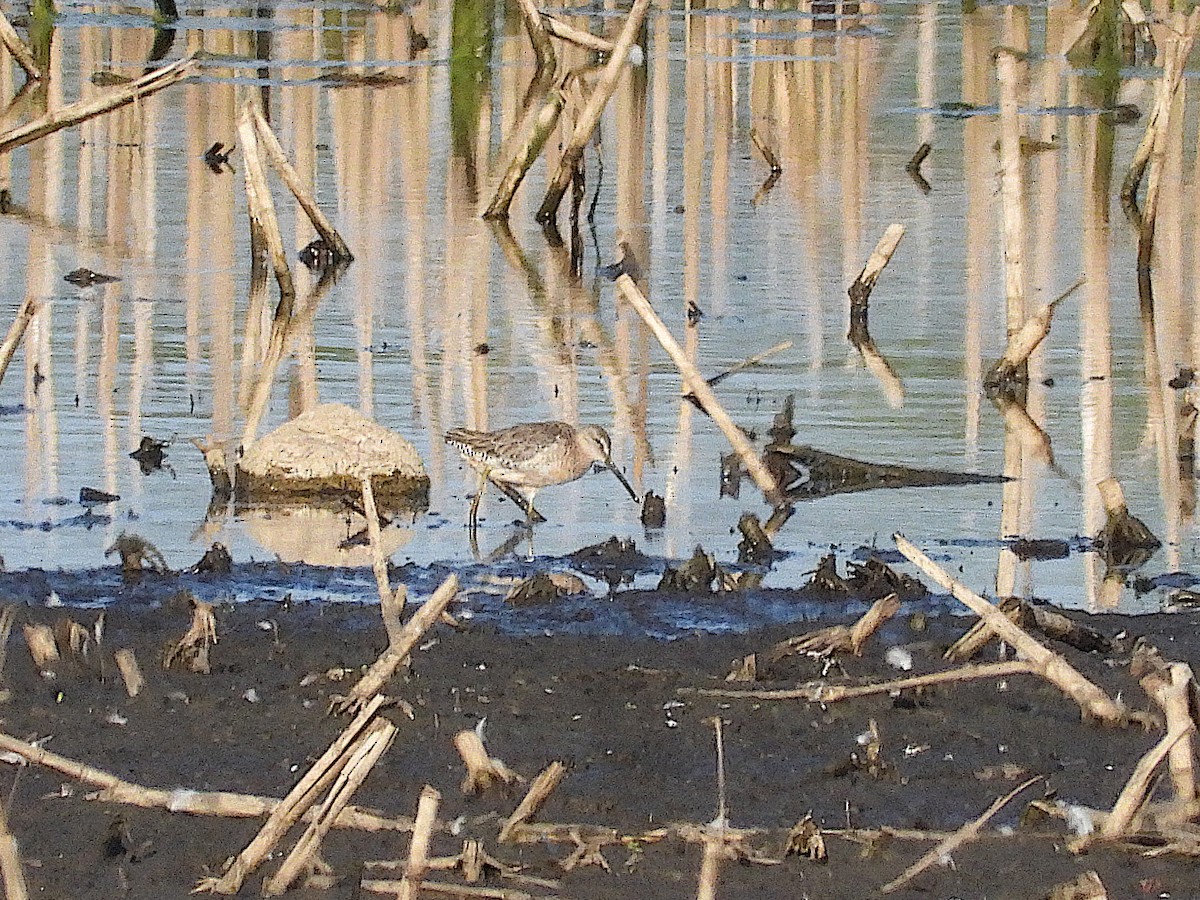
[114,649,143,697]
[542,13,620,55]
[893,533,1126,725]
[498,761,567,842]
[696,836,724,900]
[0,605,15,680]
[0,297,37,390]
[1121,10,1200,223]
[0,55,197,155]
[0,729,411,832]
[482,76,567,220]
[514,0,555,74]
[0,9,40,81]
[535,0,652,223]
[1131,660,1198,814]
[0,805,29,900]
[687,659,1033,702]
[1099,724,1193,839]
[879,775,1041,893]
[454,730,522,794]
[995,48,1027,350]
[847,224,905,341]
[201,694,389,894]
[360,476,406,646]
[264,718,397,896]
[396,786,441,900]
[770,593,900,661]
[361,880,535,899]
[616,274,784,505]
[238,103,296,315]
[249,105,353,262]
[329,574,459,715]
[985,278,1085,389]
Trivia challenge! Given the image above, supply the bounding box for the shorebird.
[445,422,637,526]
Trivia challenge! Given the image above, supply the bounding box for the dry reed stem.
[114,649,144,697]
[1122,11,1200,222]
[0,297,37,390]
[1139,663,1199,807]
[514,0,555,72]
[0,9,40,81]
[0,728,410,831]
[880,775,1042,893]
[696,836,723,900]
[945,598,1024,661]
[687,659,1034,702]
[1099,725,1193,839]
[995,48,1027,345]
[249,105,353,262]
[197,694,388,894]
[749,128,782,173]
[616,275,783,504]
[894,534,1126,725]
[848,224,905,318]
[22,624,57,669]
[499,761,567,843]
[330,575,458,716]
[987,279,1084,386]
[395,785,441,900]
[0,56,196,155]
[483,75,566,219]
[536,0,652,222]
[454,730,523,794]
[0,805,29,900]
[360,476,405,645]
[542,13,619,55]
[361,880,535,899]
[264,719,397,895]
[0,605,15,680]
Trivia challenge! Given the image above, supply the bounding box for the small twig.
[685,660,1033,702]
[750,128,782,174]
[880,776,1042,893]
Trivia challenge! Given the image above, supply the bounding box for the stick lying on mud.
[198,695,390,894]
[880,776,1042,893]
[0,56,197,155]
[0,803,28,900]
[498,761,567,842]
[685,659,1034,702]
[0,728,412,832]
[394,786,441,900]
[329,574,459,716]
[264,718,397,896]
[0,9,40,81]
[0,297,37,391]
[616,274,784,505]
[894,533,1126,725]
[536,0,651,223]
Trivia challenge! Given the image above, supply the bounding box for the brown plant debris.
[162,595,217,674]
[105,533,169,578]
[454,729,524,794]
[1096,477,1161,570]
[784,813,828,862]
[1045,870,1107,900]
[769,594,900,661]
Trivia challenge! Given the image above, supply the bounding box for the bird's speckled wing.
[445,422,578,487]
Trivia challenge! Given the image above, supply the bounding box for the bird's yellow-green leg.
[469,468,490,528]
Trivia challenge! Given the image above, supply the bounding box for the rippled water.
[1,0,1197,619]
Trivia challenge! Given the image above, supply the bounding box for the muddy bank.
[0,588,1197,898]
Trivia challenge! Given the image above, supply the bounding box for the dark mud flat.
[1,593,1199,899]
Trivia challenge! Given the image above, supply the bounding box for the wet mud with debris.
[1,588,1199,899]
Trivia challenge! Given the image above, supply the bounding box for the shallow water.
[1,0,1198,620]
